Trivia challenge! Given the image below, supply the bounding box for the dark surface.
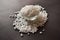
[0,0,60,40]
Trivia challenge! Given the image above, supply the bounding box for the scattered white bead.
[27,33,30,36]
[20,33,23,37]
[39,31,43,34]
[14,27,17,29]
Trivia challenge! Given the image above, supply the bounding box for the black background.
[0,0,60,40]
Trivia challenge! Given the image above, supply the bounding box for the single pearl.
[39,31,43,34]
[20,33,23,37]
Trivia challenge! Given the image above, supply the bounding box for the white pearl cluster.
[13,5,48,34]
